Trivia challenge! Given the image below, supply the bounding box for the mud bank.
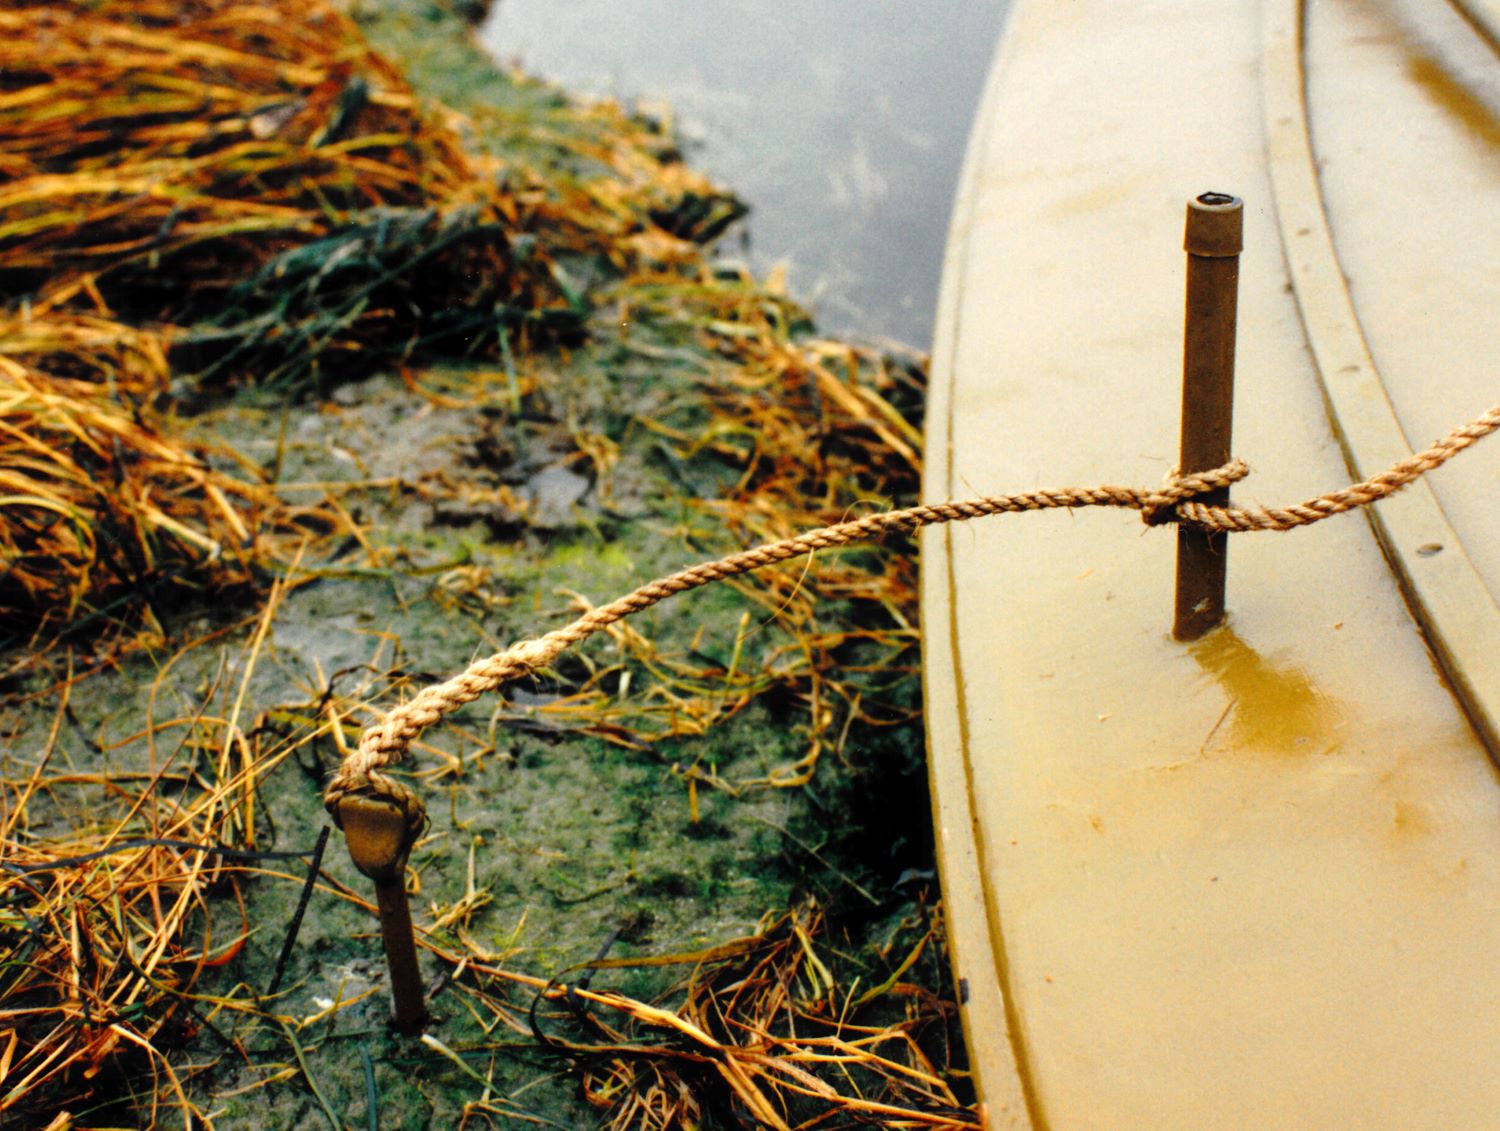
[0,2,970,1126]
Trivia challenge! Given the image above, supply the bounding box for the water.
[481,0,1010,351]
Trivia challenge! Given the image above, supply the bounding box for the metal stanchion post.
[1174,192,1243,641]
[337,793,428,1032]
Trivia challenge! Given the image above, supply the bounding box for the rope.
[324,401,1500,828]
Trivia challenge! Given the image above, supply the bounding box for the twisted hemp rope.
[324,402,1500,830]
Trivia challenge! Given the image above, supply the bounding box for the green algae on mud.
[20,364,791,1126]
[10,337,949,1125]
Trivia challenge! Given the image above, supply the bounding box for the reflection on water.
[481,0,1009,350]
[1191,627,1341,754]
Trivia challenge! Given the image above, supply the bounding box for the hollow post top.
[1185,192,1244,257]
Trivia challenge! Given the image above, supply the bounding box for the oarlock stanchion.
[336,792,429,1032]
[1174,192,1244,640]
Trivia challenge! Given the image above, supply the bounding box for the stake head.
[1185,193,1244,258]
[338,792,416,882]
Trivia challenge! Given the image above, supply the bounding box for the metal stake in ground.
[1174,192,1244,640]
[337,793,428,1032]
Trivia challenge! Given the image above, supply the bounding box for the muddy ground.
[0,3,965,1127]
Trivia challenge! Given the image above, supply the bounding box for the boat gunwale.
[1263,0,1500,757]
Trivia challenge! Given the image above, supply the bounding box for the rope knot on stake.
[1140,458,1251,527]
[325,766,428,837]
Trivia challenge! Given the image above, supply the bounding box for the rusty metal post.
[1173,192,1243,641]
[337,794,428,1032]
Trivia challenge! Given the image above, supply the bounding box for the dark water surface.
[482,1,1009,350]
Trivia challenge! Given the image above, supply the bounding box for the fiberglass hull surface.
[921,0,1500,1127]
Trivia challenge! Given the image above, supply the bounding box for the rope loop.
[325,767,429,838]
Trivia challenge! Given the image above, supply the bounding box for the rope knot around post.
[1140,458,1251,527]
[324,769,428,838]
